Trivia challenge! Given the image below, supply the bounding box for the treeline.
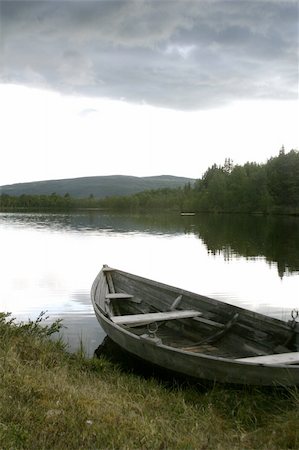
[0,192,100,210]
[1,149,298,214]
[97,148,299,214]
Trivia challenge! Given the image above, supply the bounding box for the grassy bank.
[0,313,298,449]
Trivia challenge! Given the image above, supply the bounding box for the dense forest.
[98,148,299,214]
[1,149,298,214]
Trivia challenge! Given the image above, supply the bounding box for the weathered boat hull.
[91,267,299,386]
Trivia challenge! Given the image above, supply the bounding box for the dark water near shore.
[0,211,298,356]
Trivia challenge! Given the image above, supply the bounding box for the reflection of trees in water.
[71,212,299,277]
[188,214,299,278]
[2,211,187,235]
[3,211,299,277]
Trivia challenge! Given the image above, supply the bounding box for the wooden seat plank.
[106,293,134,299]
[236,352,299,365]
[112,310,201,325]
[105,292,141,304]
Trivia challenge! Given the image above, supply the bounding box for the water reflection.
[0,211,298,355]
[2,212,298,277]
[0,211,185,235]
[186,214,299,278]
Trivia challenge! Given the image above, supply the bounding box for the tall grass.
[0,312,298,449]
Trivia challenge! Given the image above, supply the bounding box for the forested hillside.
[0,175,193,198]
[1,149,298,214]
[97,149,299,214]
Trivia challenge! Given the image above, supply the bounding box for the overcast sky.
[0,0,298,185]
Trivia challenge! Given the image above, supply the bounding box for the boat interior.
[101,268,299,362]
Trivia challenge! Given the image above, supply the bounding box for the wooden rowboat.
[91,265,299,386]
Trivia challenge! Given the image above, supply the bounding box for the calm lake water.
[1,211,298,356]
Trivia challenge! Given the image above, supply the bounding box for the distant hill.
[0,175,195,198]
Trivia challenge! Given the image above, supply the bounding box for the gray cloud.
[0,0,298,110]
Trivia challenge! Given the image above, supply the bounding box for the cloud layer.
[1,0,298,110]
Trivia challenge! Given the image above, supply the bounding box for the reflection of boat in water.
[91,266,299,386]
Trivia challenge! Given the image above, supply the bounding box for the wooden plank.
[105,292,141,304]
[193,316,225,328]
[106,293,134,299]
[111,310,202,325]
[106,272,115,294]
[180,344,217,353]
[236,352,299,365]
